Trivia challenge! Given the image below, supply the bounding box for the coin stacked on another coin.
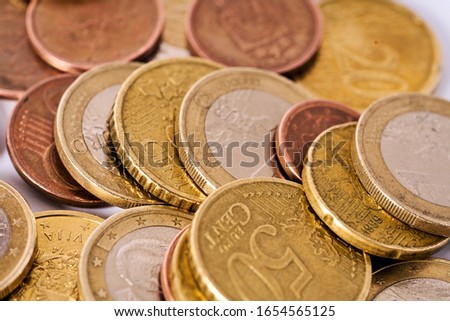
[1,0,450,302]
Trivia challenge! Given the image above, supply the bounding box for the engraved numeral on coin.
[227,224,312,300]
[19,111,53,154]
[333,43,408,99]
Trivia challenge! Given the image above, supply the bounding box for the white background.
[0,0,449,261]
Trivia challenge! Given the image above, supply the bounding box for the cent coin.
[26,0,165,72]
[186,0,323,73]
[7,74,104,207]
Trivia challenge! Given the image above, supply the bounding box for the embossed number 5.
[227,224,312,300]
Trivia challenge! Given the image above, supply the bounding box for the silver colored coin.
[381,111,450,207]
[205,89,292,179]
[368,259,450,301]
[374,278,450,301]
[353,93,450,236]
[105,226,179,301]
[78,205,192,301]
[82,84,121,171]
[0,209,10,258]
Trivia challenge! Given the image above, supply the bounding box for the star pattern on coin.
[275,192,281,197]
[287,193,294,199]
[409,265,420,273]
[92,257,103,267]
[136,217,146,226]
[107,231,117,240]
[172,217,182,227]
[12,218,22,227]
[96,288,107,299]
[80,223,90,231]
[375,277,385,285]
[9,247,19,257]
[256,191,263,196]
[40,222,50,229]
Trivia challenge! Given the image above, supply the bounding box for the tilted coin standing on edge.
[189,178,371,301]
[302,123,449,260]
[186,0,323,73]
[110,58,221,211]
[25,0,164,73]
[178,67,313,195]
[368,258,450,301]
[8,210,103,301]
[0,0,60,99]
[161,226,207,301]
[78,205,192,301]
[55,63,163,209]
[352,93,450,236]
[7,74,105,207]
[295,0,441,111]
[0,181,36,299]
[276,99,360,182]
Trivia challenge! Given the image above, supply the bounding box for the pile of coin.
[1,0,450,301]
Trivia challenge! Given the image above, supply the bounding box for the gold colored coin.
[55,62,162,208]
[178,68,313,195]
[0,181,36,299]
[368,258,450,301]
[8,210,103,301]
[353,93,450,236]
[111,58,221,211]
[79,205,191,301]
[295,0,441,110]
[189,178,371,301]
[302,123,448,260]
[169,228,207,301]
[163,0,191,49]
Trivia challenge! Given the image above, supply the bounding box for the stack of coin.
[1,0,450,302]
[0,180,105,300]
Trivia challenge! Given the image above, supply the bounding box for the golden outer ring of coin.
[0,181,36,299]
[296,0,441,111]
[367,258,450,300]
[78,205,192,301]
[168,228,207,301]
[189,177,372,301]
[178,67,314,195]
[111,57,221,211]
[353,93,450,236]
[302,123,449,260]
[55,62,162,208]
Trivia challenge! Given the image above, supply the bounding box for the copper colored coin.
[186,0,323,73]
[160,226,189,301]
[0,0,60,99]
[276,99,360,182]
[26,0,164,73]
[6,74,105,207]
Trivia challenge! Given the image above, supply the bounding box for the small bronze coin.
[0,0,60,99]
[7,75,105,207]
[26,0,164,72]
[186,0,323,73]
[276,99,359,182]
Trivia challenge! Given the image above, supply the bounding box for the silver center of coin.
[381,111,450,207]
[205,89,291,179]
[105,226,179,301]
[374,278,450,301]
[82,84,121,172]
[0,209,10,258]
